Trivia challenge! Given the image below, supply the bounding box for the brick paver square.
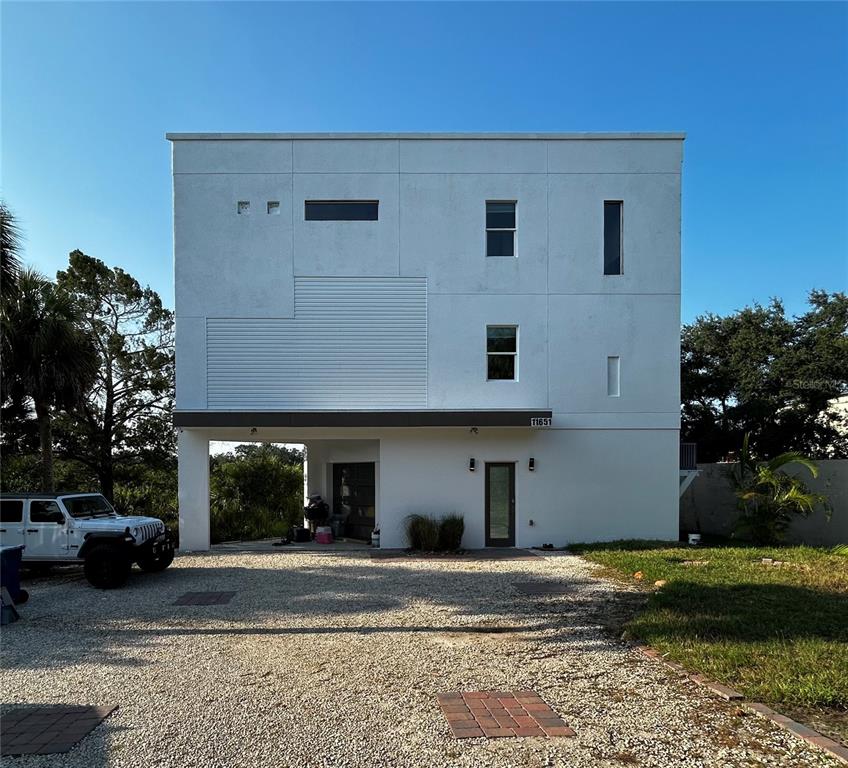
[0,705,117,756]
[437,690,574,740]
[174,591,236,606]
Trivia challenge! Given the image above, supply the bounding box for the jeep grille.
[137,523,160,543]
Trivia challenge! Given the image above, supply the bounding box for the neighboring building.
[168,132,684,550]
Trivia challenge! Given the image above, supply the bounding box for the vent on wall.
[237,201,250,215]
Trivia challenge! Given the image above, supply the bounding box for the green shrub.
[112,464,178,530]
[438,514,465,551]
[209,447,303,543]
[731,434,830,545]
[405,514,440,551]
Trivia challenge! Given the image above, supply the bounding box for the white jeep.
[0,493,175,589]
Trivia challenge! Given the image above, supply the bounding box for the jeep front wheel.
[83,544,132,589]
[137,548,174,573]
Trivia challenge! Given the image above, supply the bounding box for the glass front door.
[485,463,515,547]
[332,462,376,541]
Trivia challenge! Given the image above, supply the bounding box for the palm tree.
[1,202,23,296]
[1,269,98,491]
[732,433,831,544]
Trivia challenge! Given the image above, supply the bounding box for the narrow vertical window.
[607,356,621,397]
[487,326,518,380]
[486,201,516,257]
[604,201,622,275]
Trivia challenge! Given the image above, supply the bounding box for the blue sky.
[3,1,846,323]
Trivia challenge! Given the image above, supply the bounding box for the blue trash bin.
[0,544,28,604]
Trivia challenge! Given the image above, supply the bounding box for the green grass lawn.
[570,541,848,744]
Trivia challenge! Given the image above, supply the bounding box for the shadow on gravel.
[5,554,642,670]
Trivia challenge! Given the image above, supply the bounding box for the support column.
[177,429,210,552]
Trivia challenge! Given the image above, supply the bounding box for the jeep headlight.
[131,526,140,539]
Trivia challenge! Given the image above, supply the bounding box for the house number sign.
[530,417,552,427]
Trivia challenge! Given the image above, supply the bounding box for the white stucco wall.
[171,134,682,422]
[378,427,679,549]
[171,134,684,548]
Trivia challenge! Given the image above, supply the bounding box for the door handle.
[26,529,38,533]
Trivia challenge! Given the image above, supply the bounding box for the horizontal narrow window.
[486,201,516,257]
[487,325,518,381]
[604,201,622,275]
[305,200,379,221]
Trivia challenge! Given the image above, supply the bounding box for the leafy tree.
[112,463,178,531]
[210,444,304,543]
[682,292,848,461]
[0,201,23,296]
[55,250,174,499]
[230,442,303,465]
[0,453,99,494]
[731,434,831,544]
[1,269,98,491]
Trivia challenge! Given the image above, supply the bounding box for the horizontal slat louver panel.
[207,277,427,409]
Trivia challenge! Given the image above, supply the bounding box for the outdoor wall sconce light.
[250,427,257,435]
[529,457,536,471]
[469,458,476,472]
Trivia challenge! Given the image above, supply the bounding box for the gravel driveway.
[0,549,839,768]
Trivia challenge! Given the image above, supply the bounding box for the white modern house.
[169,132,684,550]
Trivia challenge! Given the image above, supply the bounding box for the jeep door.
[24,500,70,558]
[0,499,26,549]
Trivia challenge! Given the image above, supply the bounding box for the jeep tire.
[83,544,132,589]
[137,547,175,573]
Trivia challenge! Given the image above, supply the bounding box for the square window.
[29,500,64,524]
[237,201,250,215]
[487,354,515,381]
[486,201,516,257]
[267,201,280,215]
[486,201,515,229]
[487,230,514,258]
[487,325,517,380]
[0,499,23,523]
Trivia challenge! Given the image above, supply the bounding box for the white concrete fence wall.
[680,460,848,546]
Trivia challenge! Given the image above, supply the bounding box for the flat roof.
[166,131,685,141]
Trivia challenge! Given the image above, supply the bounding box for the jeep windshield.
[62,494,117,518]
